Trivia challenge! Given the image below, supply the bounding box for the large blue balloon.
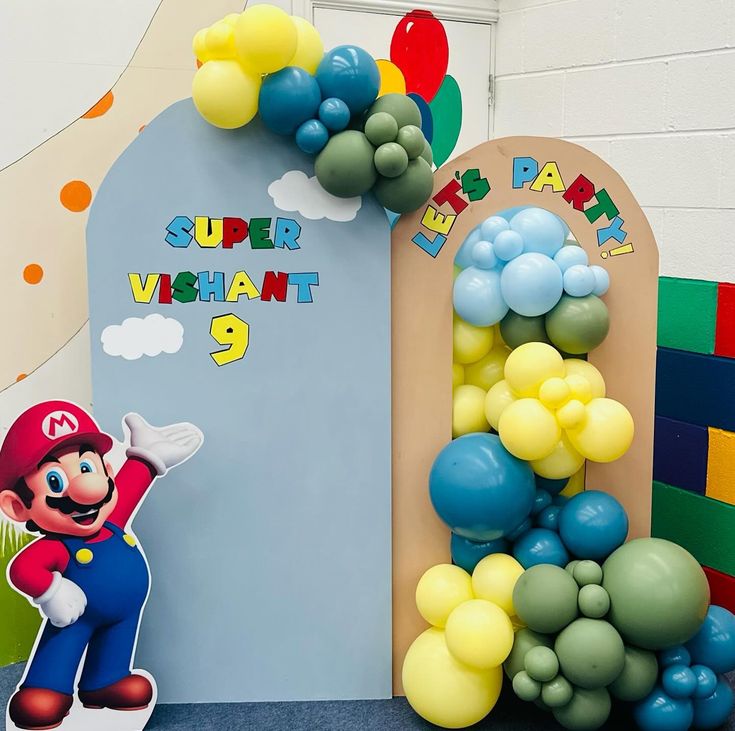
[450,533,509,574]
[259,67,322,135]
[558,490,629,560]
[513,527,569,568]
[634,689,694,731]
[692,675,734,729]
[510,207,566,257]
[453,266,508,327]
[500,252,563,316]
[429,433,535,542]
[686,605,735,673]
[315,45,380,115]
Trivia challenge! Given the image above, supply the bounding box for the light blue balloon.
[692,665,717,699]
[590,265,610,296]
[563,265,596,297]
[498,205,529,222]
[500,253,563,316]
[662,665,698,699]
[471,241,497,270]
[686,605,735,673]
[634,688,694,731]
[494,230,524,261]
[295,119,329,154]
[510,207,566,257]
[453,266,509,327]
[513,528,569,569]
[553,245,589,272]
[454,228,482,269]
[692,675,734,729]
[480,215,510,242]
[450,533,509,574]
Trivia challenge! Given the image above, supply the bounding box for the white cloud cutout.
[101,313,183,360]
[268,170,362,222]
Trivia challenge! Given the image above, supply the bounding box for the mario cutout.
[0,401,202,730]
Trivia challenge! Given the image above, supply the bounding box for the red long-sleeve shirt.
[8,458,155,599]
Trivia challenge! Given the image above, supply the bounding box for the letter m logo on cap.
[42,410,79,440]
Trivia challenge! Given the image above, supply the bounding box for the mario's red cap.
[0,401,113,493]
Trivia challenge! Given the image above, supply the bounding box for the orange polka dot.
[60,181,92,212]
[82,91,114,119]
[23,263,44,284]
[16,373,27,382]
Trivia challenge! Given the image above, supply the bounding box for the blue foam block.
[653,415,709,494]
[656,348,735,431]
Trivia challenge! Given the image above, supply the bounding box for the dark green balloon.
[500,311,551,348]
[542,676,574,708]
[420,140,433,166]
[552,687,611,731]
[364,112,398,146]
[315,131,376,198]
[374,142,408,178]
[554,619,625,689]
[602,537,709,649]
[396,124,425,159]
[504,627,554,680]
[608,645,658,702]
[545,295,609,354]
[513,565,579,634]
[367,93,422,129]
[374,158,433,213]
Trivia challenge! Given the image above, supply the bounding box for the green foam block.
[658,277,718,354]
[652,481,735,575]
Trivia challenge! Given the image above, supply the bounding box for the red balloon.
[390,10,449,103]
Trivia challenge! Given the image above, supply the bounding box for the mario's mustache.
[45,478,115,515]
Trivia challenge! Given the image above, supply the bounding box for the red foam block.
[715,282,735,358]
[703,565,735,613]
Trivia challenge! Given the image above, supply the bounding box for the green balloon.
[364,112,398,146]
[542,676,574,708]
[554,619,625,689]
[552,687,611,731]
[573,560,603,587]
[513,671,541,701]
[565,560,580,576]
[367,93,421,129]
[420,140,433,166]
[315,131,376,198]
[513,565,579,634]
[504,628,554,680]
[500,311,551,349]
[374,158,433,214]
[374,142,408,178]
[525,646,560,682]
[578,585,610,619]
[608,645,658,702]
[545,295,610,354]
[396,124,425,159]
[602,537,709,649]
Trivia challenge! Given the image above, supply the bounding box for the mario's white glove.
[124,413,203,476]
[34,572,87,628]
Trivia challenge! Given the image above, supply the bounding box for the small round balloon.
[501,253,564,317]
[513,564,579,634]
[415,564,473,628]
[691,665,717,699]
[365,112,399,145]
[316,45,380,114]
[295,119,329,154]
[692,675,734,730]
[558,490,629,560]
[634,688,694,731]
[480,216,510,243]
[554,245,589,272]
[374,142,408,178]
[368,93,422,128]
[259,67,322,135]
[318,97,351,132]
[494,230,524,261]
[514,528,570,569]
[662,664,697,699]
[504,627,554,680]
[536,504,561,531]
[563,265,596,297]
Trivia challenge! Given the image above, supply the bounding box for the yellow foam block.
[706,427,735,505]
[561,464,586,498]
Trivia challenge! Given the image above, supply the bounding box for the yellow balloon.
[471,553,524,616]
[561,465,585,498]
[499,398,560,461]
[567,398,634,462]
[531,434,585,479]
[556,398,586,430]
[289,16,324,74]
[452,363,465,389]
[564,359,606,399]
[538,377,571,409]
[223,13,240,27]
[192,60,261,129]
[234,5,298,74]
[504,342,564,398]
[193,28,212,63]
[206,20,236,59]
[453,385,490,438]
[565,374,593,404]
[402,628,503,729]
[485,380,516,431]
[465,347,510,391]
[453,315,494,365]
[376,59,407,96]
[416,564,474,628]
[445,599,514,669]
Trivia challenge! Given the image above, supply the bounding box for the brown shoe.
[78,673,152,710]
[9,687,73,730]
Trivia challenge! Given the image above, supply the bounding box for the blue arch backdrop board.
[86,100,392,703]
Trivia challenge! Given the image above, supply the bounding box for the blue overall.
[23,522,150,695]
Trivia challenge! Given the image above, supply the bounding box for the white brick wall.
[494,0,735,282]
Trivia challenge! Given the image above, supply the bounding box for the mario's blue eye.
[79,459,97,474]
[45,469,69,494]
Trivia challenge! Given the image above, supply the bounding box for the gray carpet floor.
[1,662,733,730]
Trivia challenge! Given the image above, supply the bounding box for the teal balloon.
[453,266,509,327]
[686,605,735,673]
[691,665,717,699]
[295,119,328,154]
[514,528,569,569]
[259,67,321,135]
[692,675,734,729]
[634,688,694,731]
[536,504,561,531]
[318,97,350,131]
[552,687,611,731]
[315,45,379,114]
[662,664,697,699]
[450,533,508,573]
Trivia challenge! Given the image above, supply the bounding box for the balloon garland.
[191,5,434,213]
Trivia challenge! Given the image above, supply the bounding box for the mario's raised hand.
[34,572,87,628]
[124,413,203,476]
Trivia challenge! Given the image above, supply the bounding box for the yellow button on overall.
[123,534,136,547]
[75,548,93,564]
